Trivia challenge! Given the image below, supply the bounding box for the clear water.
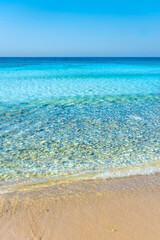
[0,58,160,188]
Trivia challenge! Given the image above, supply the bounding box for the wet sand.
[0,174,160,240]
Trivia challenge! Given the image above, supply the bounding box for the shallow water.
[0,58,160,189]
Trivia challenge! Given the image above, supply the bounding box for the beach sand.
[0,174,160,240]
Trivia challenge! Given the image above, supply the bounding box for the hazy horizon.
[0,56,160,58]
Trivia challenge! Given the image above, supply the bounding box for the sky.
[0,0,160,56]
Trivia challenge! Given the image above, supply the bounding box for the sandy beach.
[0,174,160,240]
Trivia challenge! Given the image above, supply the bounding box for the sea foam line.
[94,166,160,179]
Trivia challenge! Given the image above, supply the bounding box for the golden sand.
[0,174,160,240]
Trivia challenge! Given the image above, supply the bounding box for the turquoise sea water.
[0,58,160,189]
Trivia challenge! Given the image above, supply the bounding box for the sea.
[0,57,160,191]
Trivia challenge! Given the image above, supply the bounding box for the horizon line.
[0,56,160,58]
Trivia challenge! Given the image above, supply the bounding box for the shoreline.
[0,173,160,240]
[1,160,159,195]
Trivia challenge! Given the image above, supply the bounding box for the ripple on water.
[0,94,160,189]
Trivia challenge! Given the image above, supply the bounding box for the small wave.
[94,166,160,179]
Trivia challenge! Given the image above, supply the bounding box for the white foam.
[94,166,160,179]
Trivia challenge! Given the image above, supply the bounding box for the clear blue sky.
[0,0,160,56]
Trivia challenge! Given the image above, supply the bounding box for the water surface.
[0,58,160,190]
